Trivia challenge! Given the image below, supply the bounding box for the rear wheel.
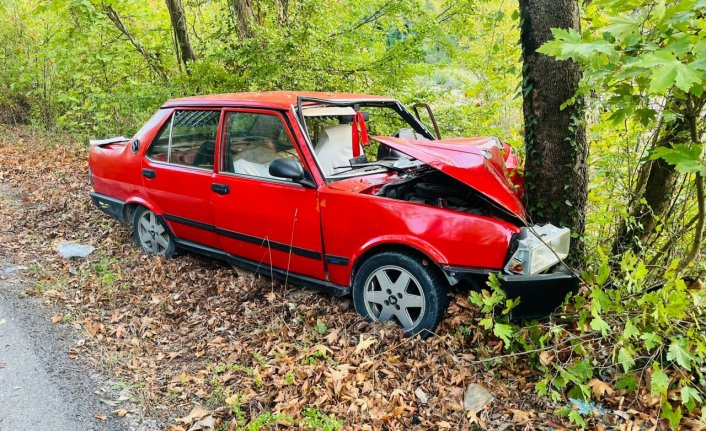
[352,251,448,338]
[132,206,175,257]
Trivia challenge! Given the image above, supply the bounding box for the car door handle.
[211,183,230,195]
[142,168,156,179]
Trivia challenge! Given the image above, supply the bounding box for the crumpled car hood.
[374,136,526,220]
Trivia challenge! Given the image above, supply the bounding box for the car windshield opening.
[298,101,432,179]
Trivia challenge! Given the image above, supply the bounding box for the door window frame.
[217,108,314,186]
[144,107,224,172]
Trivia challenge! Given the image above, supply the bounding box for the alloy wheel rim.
[363,265,426,331]
[137,210,169,255]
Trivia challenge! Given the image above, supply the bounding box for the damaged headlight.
[504,224,570,275]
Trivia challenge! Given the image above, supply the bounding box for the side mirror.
[269,158,305,181]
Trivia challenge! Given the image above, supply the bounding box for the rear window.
[146,110,220,169]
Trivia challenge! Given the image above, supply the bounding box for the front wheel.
[352,251,448,338]
[132,206,175,257]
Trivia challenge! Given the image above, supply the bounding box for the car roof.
[162,91,397,110]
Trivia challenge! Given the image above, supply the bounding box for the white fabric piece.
[302,106,356,117]
[316,124,363,177]
[233,159,273,178]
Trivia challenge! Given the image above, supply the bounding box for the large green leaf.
[651,364,670,396]
[650,144,706,175]
[667,337,698,370]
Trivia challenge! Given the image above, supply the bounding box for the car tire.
[132,206,175,257]
[352,251,448,338]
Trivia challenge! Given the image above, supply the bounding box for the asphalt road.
[0,262,158,431]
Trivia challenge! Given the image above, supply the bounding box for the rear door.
[210,109,326,280]
[141,108,222,248]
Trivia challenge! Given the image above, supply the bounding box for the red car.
[88,92,577,337]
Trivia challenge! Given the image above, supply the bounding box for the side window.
[222,112,301,179]
[146,110,220,169]
[146,117,171,162]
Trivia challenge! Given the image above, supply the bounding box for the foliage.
[470,256,706,428]
[0,0,522,142]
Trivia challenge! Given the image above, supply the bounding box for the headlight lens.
[504,224,570,275]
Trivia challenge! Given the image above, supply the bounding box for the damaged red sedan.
[88,92,577,337]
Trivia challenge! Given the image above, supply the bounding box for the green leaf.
[623,320,639,340]
[615,375,638,393]
[590,314,611,335]
[651,363,670,396]
[493,323,514,346]
[617,346,635,372]
[537,28,613,61]
[568,359,594,381]
[667,338,697,370]
[675,62,702,93]
[315,319,327,335]
[567,410,586,427]
[650,62,679,93]
[650,144,705,176]
[604,15,639,40]
[681,385,702,412]
[641,332,663,351]
[661,401,682,430]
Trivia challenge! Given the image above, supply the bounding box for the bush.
[470,255,706,429]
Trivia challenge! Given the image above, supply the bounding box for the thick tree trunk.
[165,0,196,68]
[519,0,588,261]
[232,0,255,38]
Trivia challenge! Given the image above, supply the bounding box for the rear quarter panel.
[89,109,172,207]
[319,187,521,287]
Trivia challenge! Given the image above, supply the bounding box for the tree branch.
[101,5,168,80]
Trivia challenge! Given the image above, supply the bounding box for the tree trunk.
[519,0,588,262]
[611,100,694,257]
[232,0,255,38]
[165,0,196,69]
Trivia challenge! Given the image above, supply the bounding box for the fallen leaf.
[177,405,209,425]
[188,415,215,431]
[510,409,530,425]
[589,378,614,398]
[539,350,554,366]
[113,409,128,417]
[51,314,62,324]
[95,414,107,421]
[354,336,377,355]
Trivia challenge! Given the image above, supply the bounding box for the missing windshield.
[295,98,434,178]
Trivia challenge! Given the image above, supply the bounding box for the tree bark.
[611,104,690,257]
[232,0,255,38]
[518,0,588,262]
[165,0,196,69]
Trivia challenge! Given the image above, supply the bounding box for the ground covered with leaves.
[1,125,701,431]
[0,126,558,430]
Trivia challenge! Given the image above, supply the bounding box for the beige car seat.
[316,124,363,176]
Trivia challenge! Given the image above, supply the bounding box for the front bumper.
[442,266,580,319]
[499,270,579,319]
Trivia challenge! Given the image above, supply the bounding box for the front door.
[211,109,325,280]
[141,108,221,248]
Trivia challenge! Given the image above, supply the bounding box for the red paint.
[375,136,526,219]
[89,92,526,289]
